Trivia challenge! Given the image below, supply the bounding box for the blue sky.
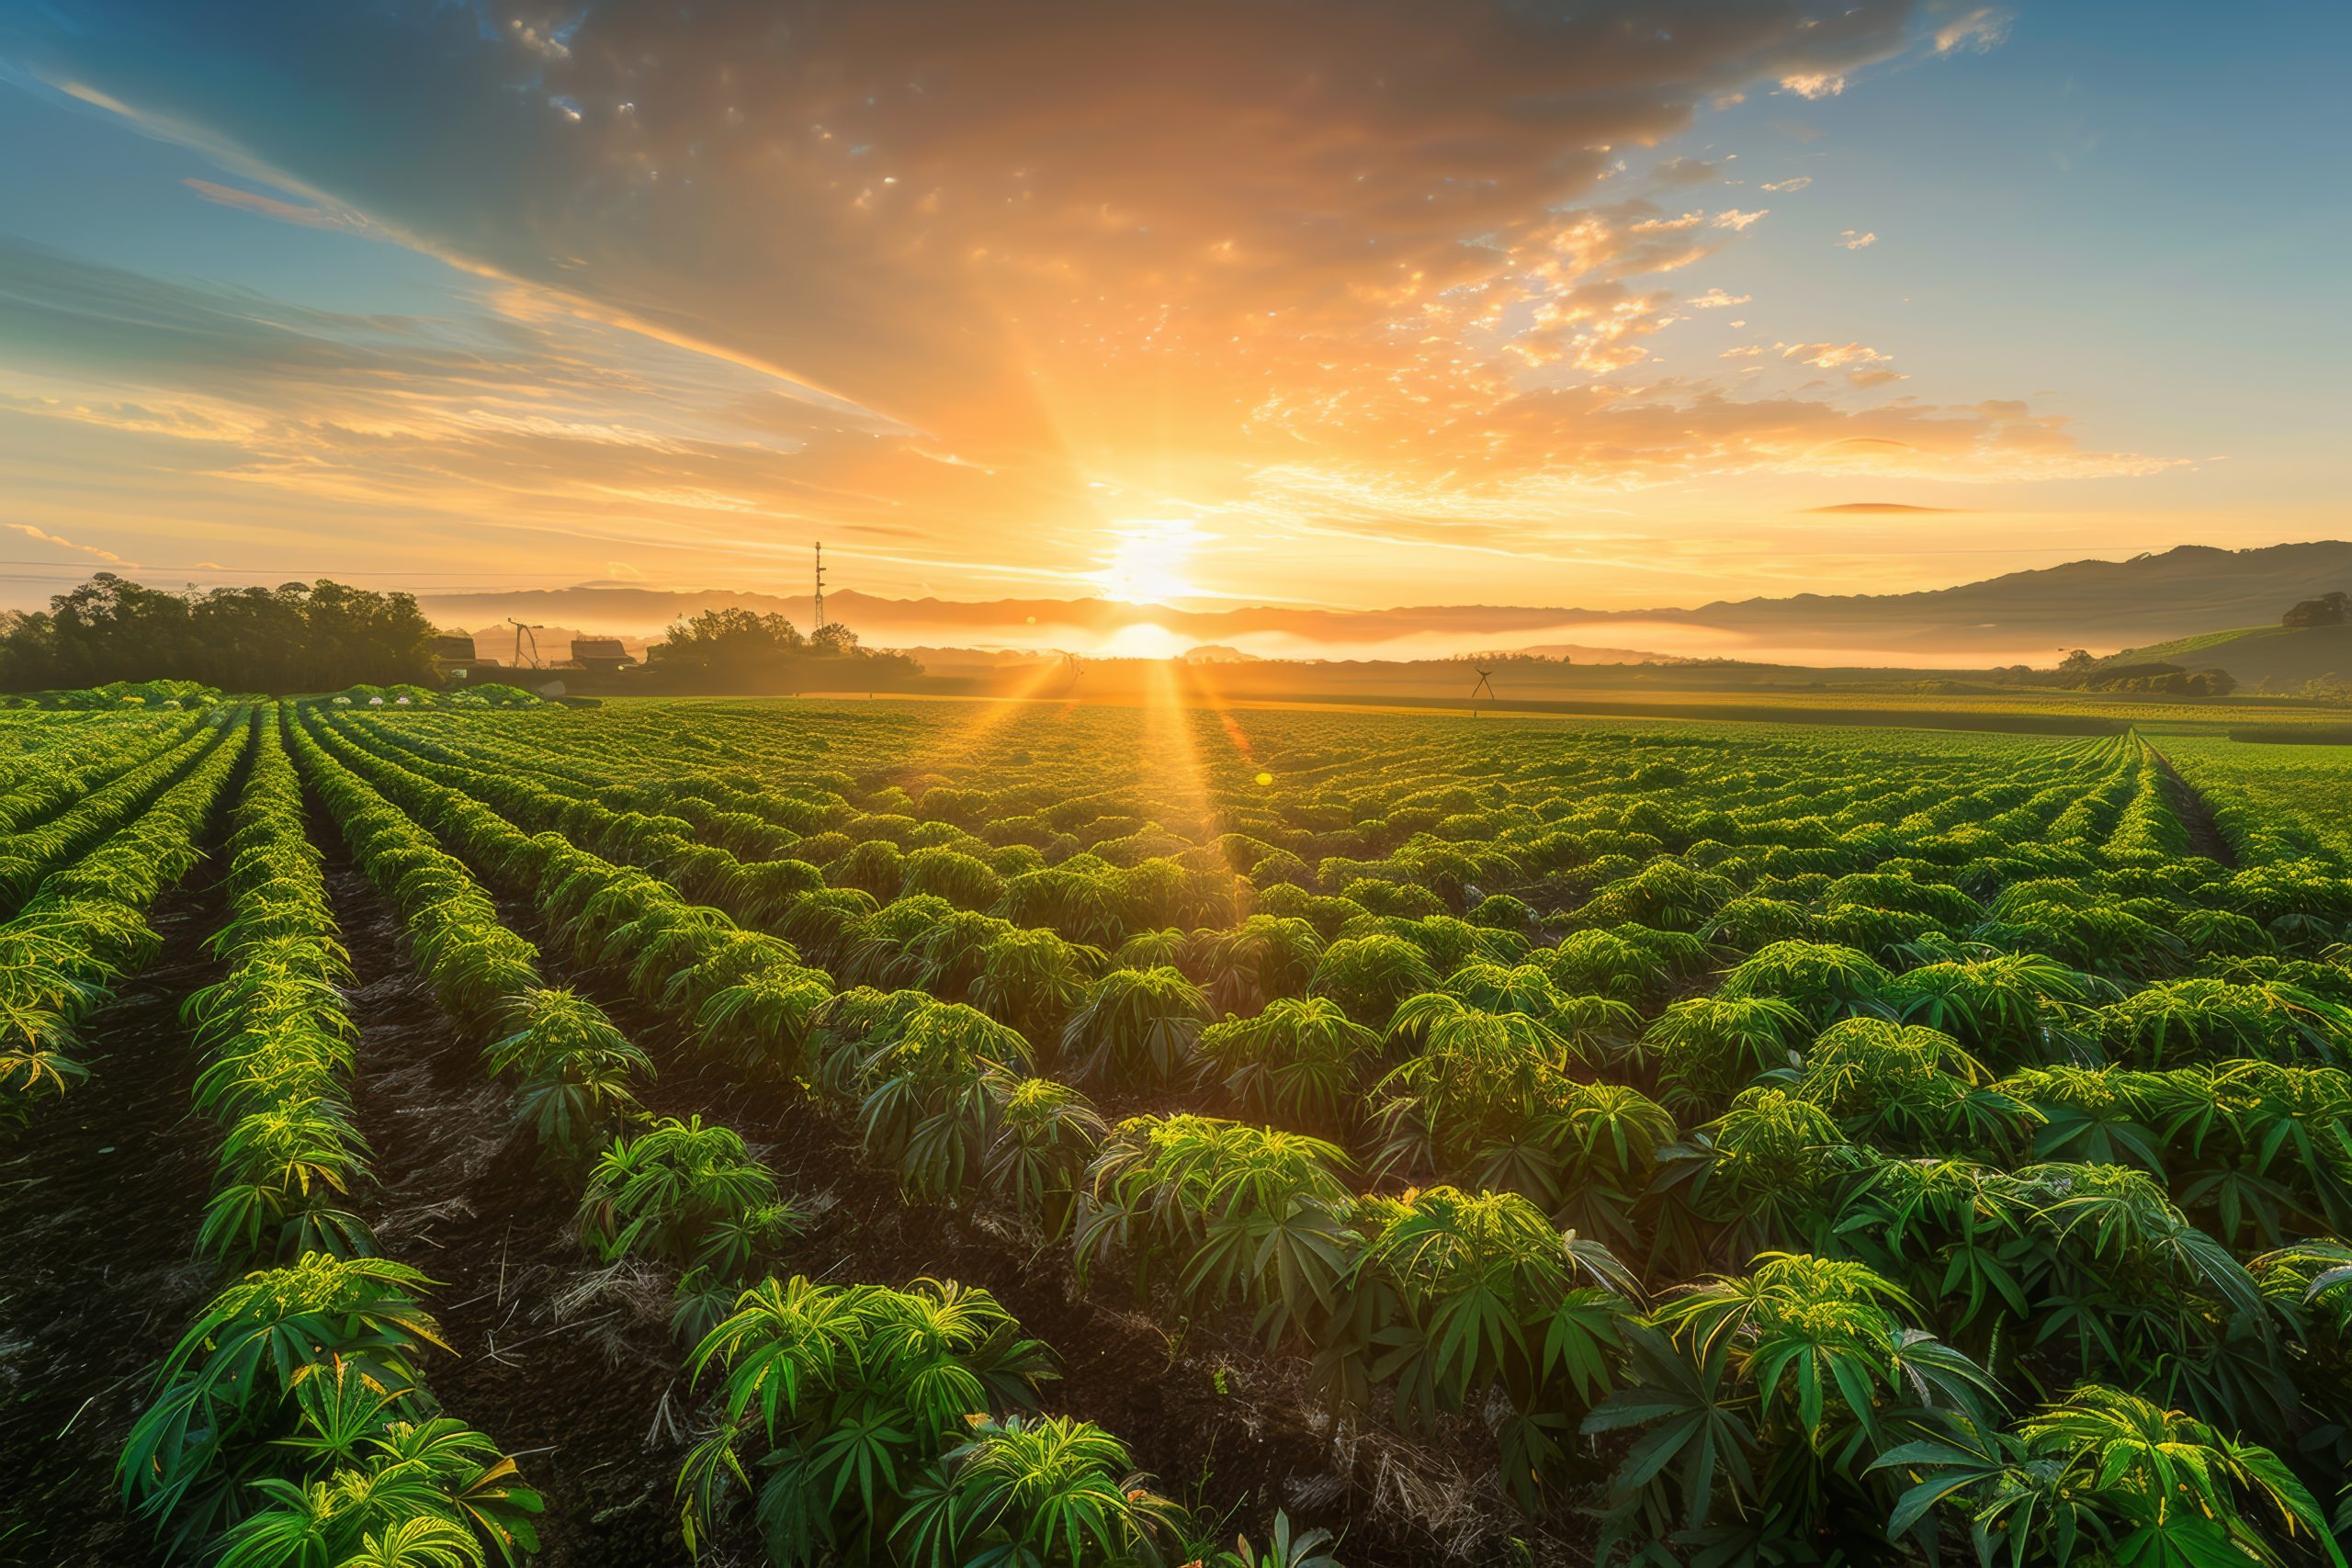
[0,1,2344,616]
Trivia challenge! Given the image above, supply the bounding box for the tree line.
[0,578,926,697]
[0,574,438,694]
[635,606,922,691]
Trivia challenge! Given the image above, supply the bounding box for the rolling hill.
[415,541,2352,666]
[2099,622,2352,691]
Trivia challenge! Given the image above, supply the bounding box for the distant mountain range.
[417,541,2352,667]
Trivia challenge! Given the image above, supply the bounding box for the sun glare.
[1100,622,1188,659]
[1087,519,1200,604]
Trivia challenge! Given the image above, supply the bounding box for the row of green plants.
[0,713,244,1124]
[119,706,547,1567]
[331,715,2352,1067]
[0,708,196,832]
[343,703,2154,907]
[1057,1100,2352,1562]
[292,710,800,1324]
[11,695,2345,1560]
[294,719,1938,1541]
[0,712,230,911]
[2167,737,2352,868]
[181,710,369,1265]
[296,705,1343,1566]
[317,709,2352,1561]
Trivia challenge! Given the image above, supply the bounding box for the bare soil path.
[2146,745,2241,867]
[317,808,697,1568]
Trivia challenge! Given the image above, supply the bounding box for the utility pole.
[813,541,826,632]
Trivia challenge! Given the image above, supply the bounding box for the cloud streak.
[5,520,135,567]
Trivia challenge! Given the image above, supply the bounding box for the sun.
[1086,519,1200,604]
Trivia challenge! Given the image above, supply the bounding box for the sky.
[0,0,2345,616]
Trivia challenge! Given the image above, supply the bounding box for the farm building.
[429,633,499,681]
[567,637,638,676]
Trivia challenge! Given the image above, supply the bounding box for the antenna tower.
[814,541,827,631]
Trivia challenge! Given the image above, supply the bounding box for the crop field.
[6,695,2352,1568]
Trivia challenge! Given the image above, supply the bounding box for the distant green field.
[1235,681,2352,737]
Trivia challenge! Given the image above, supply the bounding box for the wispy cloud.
[182,178,369,233]
[1936,8,2014,53]
[5,520,135,567]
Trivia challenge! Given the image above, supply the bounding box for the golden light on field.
[1255,772,1273,787]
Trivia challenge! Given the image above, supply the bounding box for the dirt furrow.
[0,871,225,1568]
[319,818,698,1568]
[2147,745,2241,867]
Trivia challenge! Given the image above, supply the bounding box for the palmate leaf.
[985,1077,1105,1234]
[1542,1289,1629,1403]
[1744,1303,1896,1446]
[340,1517,483,1568]
[812,1404,910,1515]
[1179,1196,1351,1348]
[1868,1421,2021,1545]
[689,1277,862,1438]
[899,1416,1165,1568]
[2001,1385,2349,1568]
[210,1478,341,1568]
[120,1255,452,1533]
[674,1418,754,1556]
[1584,1322,1757,1530]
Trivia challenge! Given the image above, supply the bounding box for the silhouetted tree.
[0,574,436,694]
[653,608,808,675]
[2282,592,2350,628]
[644,606,917,692]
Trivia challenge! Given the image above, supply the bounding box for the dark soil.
[0,863,227,1567]
[319,816,699,1568]
[2146,747,2241,867]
